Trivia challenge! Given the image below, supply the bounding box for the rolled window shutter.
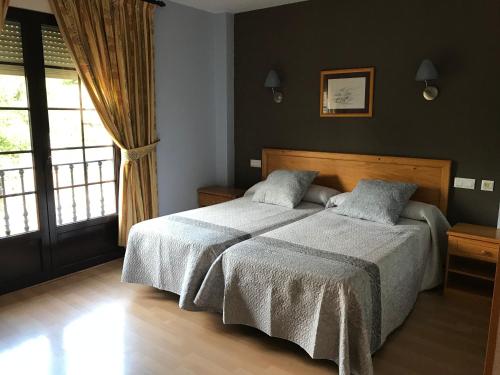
[42,25,73,69]
[0,21,22,64]
[0,21,23,75]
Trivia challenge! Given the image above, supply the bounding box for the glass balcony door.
[0,9,121,295]
[42,26,117,227]
[0,21,39,238]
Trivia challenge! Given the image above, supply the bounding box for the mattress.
[121,197,322,310]
[195,206,450,375]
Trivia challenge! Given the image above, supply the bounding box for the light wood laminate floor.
[0,259,491,375]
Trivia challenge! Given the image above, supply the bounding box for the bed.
[121,195,323,310]
[194,148,452,375]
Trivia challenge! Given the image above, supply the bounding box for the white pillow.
[303,184,341,206]
[246,182,340,207]
[400,200,444,222]
[244,181,266,197]
[325,192,350,208]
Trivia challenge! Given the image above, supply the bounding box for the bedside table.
[197,186,245,207]
[445,223,500,298]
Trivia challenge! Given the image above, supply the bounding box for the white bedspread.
[195,206,450,375]
[121,197,322,310]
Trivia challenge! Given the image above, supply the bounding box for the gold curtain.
[0,0,9,31]
[49,0,159,246]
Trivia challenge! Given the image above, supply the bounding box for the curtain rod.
[142,0,166,7]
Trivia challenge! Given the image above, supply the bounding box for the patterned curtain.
[48,0,159,246]
[0,0,9,31]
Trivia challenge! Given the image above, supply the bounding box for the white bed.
[121,196,322,310]
[195,204,450,375]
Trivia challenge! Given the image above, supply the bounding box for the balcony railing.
[52,158,115,226]
[0,166,33,237]
[0,159,116,238]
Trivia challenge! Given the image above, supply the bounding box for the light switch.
[481,180,495,192]
[454,177,476,190]
[250,159,262,168]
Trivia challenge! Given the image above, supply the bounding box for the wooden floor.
[0,259,491,375]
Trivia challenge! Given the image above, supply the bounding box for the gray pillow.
[335,179,418,224]
[252,170,318,208]
[246,181,339,206]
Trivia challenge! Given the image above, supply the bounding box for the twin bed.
[122,148,452,375]
[122,196,322,309]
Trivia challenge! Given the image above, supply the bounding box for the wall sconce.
[264,70,283,103]
[415,59,439,101]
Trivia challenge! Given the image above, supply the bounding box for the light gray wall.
[214,13,234,186]
[156,1,234,215]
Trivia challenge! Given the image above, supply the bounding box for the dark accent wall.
[234,0,500,226]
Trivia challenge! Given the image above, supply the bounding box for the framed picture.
[320,67,375,118]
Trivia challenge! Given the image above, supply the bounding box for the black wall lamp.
[415,59,439,101]
[264,70,283,103]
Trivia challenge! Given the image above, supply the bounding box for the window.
[0,20,117,239]
[0,8,121,296]
[43,26,117,226]
[0,21,38,237]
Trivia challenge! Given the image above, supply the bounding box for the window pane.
[55,186,87,225]
[0,22,23,64]
[83,110,112,146]
[52,163,85,188]
[51,149,83,165]
[88,182,116,218]
[48,110,82,148]
[81,85,95,110]
[85,147,113,162]
[87,160,114,184]
[0,153,33,170]
[0,110,31,151]
[1,168,35,195]
[45,70,80,109]
[0,194,38,237]
[0,66,28,107]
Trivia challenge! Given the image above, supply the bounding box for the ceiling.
[169,0,307,13]
[9,0,305,15]
[10,0,52,13]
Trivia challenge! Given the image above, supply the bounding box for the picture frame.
[320,67,375,118]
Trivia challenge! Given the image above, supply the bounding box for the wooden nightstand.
[197,186,245,207]
[445,223,500,298]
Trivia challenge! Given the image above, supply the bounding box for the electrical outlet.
[454,177,476,190]
[481,180,495,192]
[250,159,262,168]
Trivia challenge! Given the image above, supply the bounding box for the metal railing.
[0,167,33,237]
[52,158,115,226]
[0,158,115,238]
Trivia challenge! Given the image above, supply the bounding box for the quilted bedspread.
[121,197,322,310]
[195,205,450,375]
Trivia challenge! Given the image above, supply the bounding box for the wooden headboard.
[261,148,452,214]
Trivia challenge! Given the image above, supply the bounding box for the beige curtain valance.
[121,141,159,162]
